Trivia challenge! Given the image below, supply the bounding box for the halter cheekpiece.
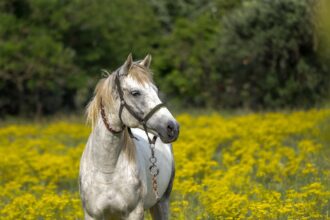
[100,70,165,200]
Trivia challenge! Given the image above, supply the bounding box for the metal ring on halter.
[149,157,157,164]
[149,165,160,176]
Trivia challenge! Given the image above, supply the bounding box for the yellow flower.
[1,109,330,219]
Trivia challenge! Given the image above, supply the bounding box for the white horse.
[79,54,179,220]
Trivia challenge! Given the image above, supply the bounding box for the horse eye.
[130,90,141,97]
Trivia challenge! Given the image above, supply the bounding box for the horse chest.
[84,171,143,217]
[111,168,143,199]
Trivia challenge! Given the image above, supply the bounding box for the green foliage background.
[1,0,330,116]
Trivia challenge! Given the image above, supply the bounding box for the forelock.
[127,64,153,85]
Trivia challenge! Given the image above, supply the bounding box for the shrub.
[215,0,330,109]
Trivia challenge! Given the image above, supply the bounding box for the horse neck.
[90,117,125,172]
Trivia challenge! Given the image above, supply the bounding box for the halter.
[101,70,165,200]
[114,71,165,144]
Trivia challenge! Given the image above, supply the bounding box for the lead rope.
[144,126,160,201]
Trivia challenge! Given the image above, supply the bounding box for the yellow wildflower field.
[0,110,330,219]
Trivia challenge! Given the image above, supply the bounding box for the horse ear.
[122,53,133,74]
[140,54,152,68]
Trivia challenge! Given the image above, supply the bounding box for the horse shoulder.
[132,128,174,208]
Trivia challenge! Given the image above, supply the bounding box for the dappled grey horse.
[79,54,179,220]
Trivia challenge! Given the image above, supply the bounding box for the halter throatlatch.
[101,70,165,200]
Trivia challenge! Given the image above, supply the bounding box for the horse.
[79,54,180,220]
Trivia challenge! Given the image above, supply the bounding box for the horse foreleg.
[150,198,170,220]
[125,202,144,220]
[84,210,96,220]
[150,160,175,220]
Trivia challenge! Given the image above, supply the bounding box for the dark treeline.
[1,0,330,116]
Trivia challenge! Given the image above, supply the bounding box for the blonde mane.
[85,64,153,162]
[86,74,113,128]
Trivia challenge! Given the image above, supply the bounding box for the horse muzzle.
[157,120,180,143]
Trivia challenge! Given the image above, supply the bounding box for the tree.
[153,14,218,106]
[215,0,330,108]
[152,0,242,107]
[0,1,82,116]
[0,0,160,116]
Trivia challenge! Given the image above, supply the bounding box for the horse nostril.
[167,120,175,136]
[167,121,175,136]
